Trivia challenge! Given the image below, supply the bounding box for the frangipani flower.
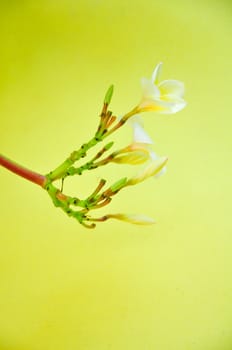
[130,115,167,177]
[137,62,186,114]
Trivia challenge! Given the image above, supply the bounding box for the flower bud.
[107,213,155,225]
[104,85,114,105]
[126,157,168,186]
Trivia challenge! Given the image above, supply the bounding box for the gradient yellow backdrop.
[0,1,232,349]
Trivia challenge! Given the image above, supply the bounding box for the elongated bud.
[104,141,114,150]
[107,213,155,225]
[111,142,150,165]
[112,151,150,165]
[104,85,114,105]
[126,157,168,186]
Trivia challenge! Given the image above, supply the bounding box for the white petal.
[141,77,160,98]
[159,97,187,113]
[144,157,168,179]
[149,151,167,177]
[154,165,167,178]
[151,62,163,84]
[143,97,186,114]
[132,121,154,144]
[149,150,158,160]
[170,100,187,113]
[128,157,168,185]
[139,97,173,110]
[158,79,185,98]
[129,115,154,144]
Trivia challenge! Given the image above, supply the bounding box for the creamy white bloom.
[138,62,186,114]
[130,115,167,177]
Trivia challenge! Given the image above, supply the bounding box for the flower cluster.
[44,63,186,228]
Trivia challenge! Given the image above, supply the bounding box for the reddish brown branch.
[0,154,47,187]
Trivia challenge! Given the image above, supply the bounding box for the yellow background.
[0,1,232,349]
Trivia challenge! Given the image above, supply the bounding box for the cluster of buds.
[43,63,186,228]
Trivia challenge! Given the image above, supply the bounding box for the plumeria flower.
[130,115,167,177]
[137,62,186,114]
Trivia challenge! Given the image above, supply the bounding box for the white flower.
[138,62,186,114]
[130,115,167,177]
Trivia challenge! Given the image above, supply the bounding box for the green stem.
[46,105,138,182]
[46,157,73,181]
[0,154,47,187]
[47,137,99,181]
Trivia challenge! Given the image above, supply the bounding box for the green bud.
[104,141,114,150]
[104,85,114,105]
[110,177,127,192]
